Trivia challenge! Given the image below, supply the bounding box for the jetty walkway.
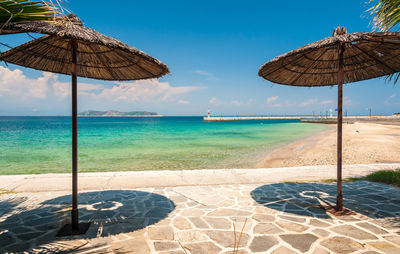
[204,116,312,121]
[204,115,400,124]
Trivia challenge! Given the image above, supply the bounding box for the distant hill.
[78,110,162,117]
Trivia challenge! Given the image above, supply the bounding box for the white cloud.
[385,93,398,105]
[209,97,222,105]
[343,96,353,106]
[230,98,253,106]
[319,100,334,105]
[266,96,279,103]
[195,70,217,80]
[92,79,202,103]
[298,98,335,107]
[0,68,53,99]
[0,66,104,100]
[209,97,252,107]
[230,100,241,106]
[0,67,202,105]
[265,97,336,108]
[299,98,318,107]
[266,99,295,108]
[178,100,189,104]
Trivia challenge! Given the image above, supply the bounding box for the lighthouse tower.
[207,109,211,118]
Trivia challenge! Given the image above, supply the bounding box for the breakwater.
[301,116,400,124]
[204,115,400,124]
[203,116,314,121]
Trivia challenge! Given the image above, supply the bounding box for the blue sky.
[0,0,399,116]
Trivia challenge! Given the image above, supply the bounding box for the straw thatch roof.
[258,27,400,86]
[0,14,169,81]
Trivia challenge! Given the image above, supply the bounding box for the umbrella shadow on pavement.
[251,181,400,220]
[0,196,27,218]
[0,190,175,253]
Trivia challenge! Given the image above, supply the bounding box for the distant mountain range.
[78,110,162,117]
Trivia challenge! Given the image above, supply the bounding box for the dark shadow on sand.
[251,181,400,220]
[0,190,175,253]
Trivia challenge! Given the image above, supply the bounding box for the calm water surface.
[0,116,327,174]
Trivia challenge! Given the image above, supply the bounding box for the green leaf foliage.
[368,0,400,31]
[367,1,400,83]
[0,0,57,24]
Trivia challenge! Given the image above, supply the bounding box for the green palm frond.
[368,0,400,31]
[0,0,59,24]
[368,1,400,84]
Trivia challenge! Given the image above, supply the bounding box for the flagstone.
[204,217,231,229]
[275,219,309,232]
[366,241,399,254]
[271,246,299,254]
[110,238,151,253]
[230,217,253,233]
[174,230,208,243]
[309,218,331,227]
[253,223,283,234]
[249,235,279,252]
[312,247,330,254]
[221,249,248,254]
[205,230,250,248]
[4,242,32,253]
[312,228,330,237]
[169,195,187,203]
[0,232,16,247]
[208,208,251,217]
[153,241,180,251]
[181,208,205,217]
[188,217,209,229]
[173,217,192,230]
[1,179,400,253]
[280,233,318,252]
[331,225,377,240]
[356,222,388,234]
[321,236,364,254]
[252,213,275,222]
[182,241,221,254]
[383,235,400,246]
[159,251,186,254]
[278,215,306,223]
[148,226,174,240]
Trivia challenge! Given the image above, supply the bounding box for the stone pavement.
[1,163,399,192]
[1,179,399,253]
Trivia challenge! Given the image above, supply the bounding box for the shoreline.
[258,122,400,168]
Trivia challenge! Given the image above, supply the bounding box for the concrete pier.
[301,116,400,124]
[204,115,400,124]
[203,116,313,121]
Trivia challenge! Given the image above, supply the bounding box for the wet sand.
[258,122,400,168]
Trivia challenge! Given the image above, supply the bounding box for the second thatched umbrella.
[259,27,400,213]
[1,14,169,234]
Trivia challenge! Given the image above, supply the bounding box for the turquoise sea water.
[0,117,327,174]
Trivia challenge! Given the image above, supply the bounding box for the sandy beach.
[258,122,400,168]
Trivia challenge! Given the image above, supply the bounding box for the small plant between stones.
[232,218,248,253]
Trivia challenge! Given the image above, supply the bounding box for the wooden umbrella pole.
[336,43,344,211]
[56,40,90,237]
[71,39,79,230]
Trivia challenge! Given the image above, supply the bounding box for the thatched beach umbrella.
[258,27,400,212]
[1,14,169,234]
